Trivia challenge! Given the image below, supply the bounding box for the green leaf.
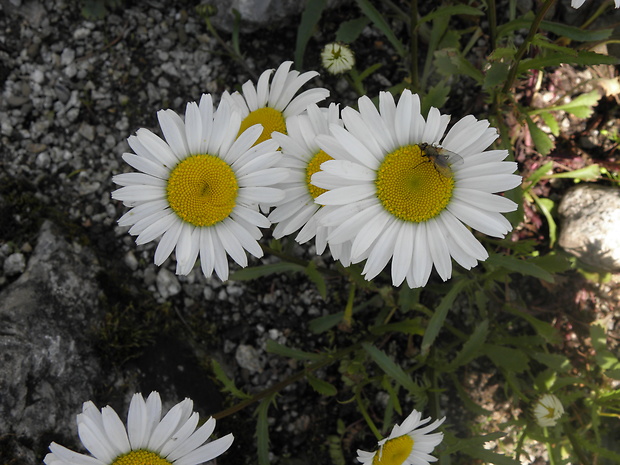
[548,164,601,180]
[540,111,559,136]
[505,305,562,344]
[486,254,555,283]
[371,318,425,336]
[529,252,572,274]
[211,358,251,399]
[381,377,402,415]
[488,46,517,60]
[532,196,557,247]
[446,320,489,371]
[533,352,571,372]
[449,374,493,416]
[483,344,529,373]
[362,342,422,396]
[421,82,451,116]
[230,262,305,280]
[305,261,327,299]
[355,0,407,57]
[434,49,484,83]
[255,395,276,465]
[524,160,554,191]
[335,17,369,43]
[590,322,620,371]
[443,431,508,454]
[357,62,383,82]
[604,369,620,380]
[327,434,346,465]
[265,339,323,361]
[525,115,554,156]
[540,20,613,42]
[463,447,521,465]
[309,294,382,333]
[531,35,578,56]
[307,373,338,396]
[295,0,327,69]
[518,51,619,75]
[419,4,484,25]
[483,61,510,89]
[421,279,470,354]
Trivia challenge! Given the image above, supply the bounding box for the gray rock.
[156,267,182,298]
[0,221,104,462]
[3,252,26,276]
[558,184,620,271]
[235,343,263,373]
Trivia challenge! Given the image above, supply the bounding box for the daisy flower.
[112,94,289,281]
[357,409,445,465]
[44,391,233,465]
[571,0,620,8]
[223,61,329,146]
[268,103,351,260]
[321,42,356,75]
[534,393,564,427]
[312,90,522,288]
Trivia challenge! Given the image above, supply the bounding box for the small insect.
[418,143,464,178]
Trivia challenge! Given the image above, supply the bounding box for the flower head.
[571,0,620,8]
[534,393,564,427]
[268,103,349,258]
[44,391,233,465]
[223,61,329,145]
[321,42,356,74]
[312,90,522,288]
[357,409,445,465]
[112,94,289,281]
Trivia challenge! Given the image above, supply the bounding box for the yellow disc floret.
[112,449,172,465]
[166,154,238,227]
[306,150,333,201]
[375,144,454,222]
[239,107,287,145]
[372,435,414,465]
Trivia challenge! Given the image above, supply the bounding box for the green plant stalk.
[213,340,367,419]
[581,0,611,30]
[501,0,557,94]
[343,283,357,326]
[410,0,420,91]
[487,0,497,50]
[356,390,383,441]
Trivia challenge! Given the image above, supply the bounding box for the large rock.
[558,184,620,272]
[0,221,104,463]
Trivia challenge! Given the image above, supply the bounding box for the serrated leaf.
[526,115,554,156]
[446,320,489,371]
[265,339,323,361]
[307,373,337,396]
[518,51,619,75]
[540,20,613,42]
[540,111,559,136]
[549,164,601,180]
[355,0,406,57]
[486,253,555,283]
[362,342,422,395]
[421,82,451,116]
[488,46,517,60]
[483,61,510,89]
[531,35,578,56]
[255,394,277,465]
[295,0,327,69]
[230,262,305,280]
[327,434,346,465]
[533,352,571,372]
[483,344,529,373]
[421,279,470,354]
[335,17,369,43]
[211,359,251,400]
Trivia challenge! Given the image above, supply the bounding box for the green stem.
[213,340,364,419]
[343,283,356,327]
[356,390,383,440]
[487,0,497,51]
[410,0,420,92]
[581,0,611,30]
[501,0,557,94]
[259,243,340,277]
[543,427,557,465]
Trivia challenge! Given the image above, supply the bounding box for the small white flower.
[223,61,329,145]
[571,0,619,8]
[112,94,289,281]
[357,409,445,465]
[44,392,233,465]
[534,393,564,427]
[321,42,356,74]
[312,90,522,288]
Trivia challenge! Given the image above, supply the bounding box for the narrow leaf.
[486,253,555,283]
[295,0,327,69]
[362,342,421,395]
[211,359,251,399]
[446,320,489,371]
[336,17,369,43]
[526,115,554,156]
[307,373,338,396]
[355,0,407,56]
[266,339,323,361]
[419,5,484,24]
[230,262,305,280]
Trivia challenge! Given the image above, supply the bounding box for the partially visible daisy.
[571,0,620,8]
[357,409,445,465]
[321,42,356,74]
[312,90,522,288]
[534,394,564,427]
[112,94,289,281]
[223,61,329,145]
[44,391,233,465]
[268,103,349,259]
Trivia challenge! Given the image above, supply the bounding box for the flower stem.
[501,0,557,94]
[487,0,497,50]
[356,390,383,441]
[410,0,420,92]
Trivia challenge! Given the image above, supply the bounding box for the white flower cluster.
[112,61,521,288]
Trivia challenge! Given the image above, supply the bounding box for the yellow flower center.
[543,407,556,419]
[111,450,171,465]
[239,107,287,145]
[306,150,333,201]
[166,154,238,227]
[372,435,414,465]
[375,144,454,222]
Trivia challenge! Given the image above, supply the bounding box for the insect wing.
[438,148,464,167]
